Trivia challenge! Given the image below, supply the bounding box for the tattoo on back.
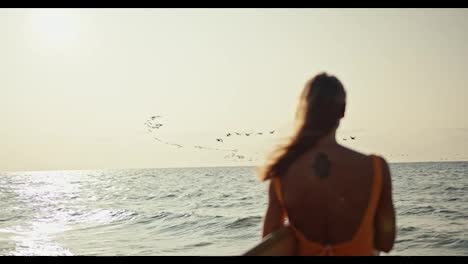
[313,152,331,179]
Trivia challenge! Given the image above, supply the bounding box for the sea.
[0,162,467,256]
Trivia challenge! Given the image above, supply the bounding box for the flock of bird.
[144,115,366,162]
[215,130,275,143]
[144,115,278,161]
[144,116,468,162]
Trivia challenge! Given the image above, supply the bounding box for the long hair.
[259,73,346,181]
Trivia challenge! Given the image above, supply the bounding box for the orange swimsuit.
[273,155,383,256]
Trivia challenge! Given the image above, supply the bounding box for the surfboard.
[243,226,296,256]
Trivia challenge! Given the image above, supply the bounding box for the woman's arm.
[374,157,396,252]
[262,180,285,238]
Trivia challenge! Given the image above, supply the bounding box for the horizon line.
[1,160,467,174]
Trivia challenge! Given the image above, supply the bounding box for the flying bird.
[343,138,347,141]
[350,136,355,140]
[151,115,161,120]
[245,133,251,136]
[216,138,223,143]
[150,124,163,129]
[226,133,232,137]
[269,130,275,134]
[258,132,263,135]
[235,132,241,136]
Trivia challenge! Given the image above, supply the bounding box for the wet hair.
[260,73,346,181]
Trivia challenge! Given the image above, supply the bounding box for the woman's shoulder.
[338,145,387,160]
[335,146,391,172]
[337,145,373,160]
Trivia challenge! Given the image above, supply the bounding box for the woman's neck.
[317,130,337,146]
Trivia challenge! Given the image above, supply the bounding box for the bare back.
[280,143,375,244]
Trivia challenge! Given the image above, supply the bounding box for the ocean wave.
[444,186,467,191]
[225,216,262,229]
[400,226,418,233]
[80,209,138,225]
[435,209,459,215]
[204,204,221,208]
[433,237,468,249]
[182,242,213,250]
[135,211,192,225]
[408,205,436,214]
[160,194,177,199]
[396,238,413,243]
[0,217,17,223]
[447,239,468,249]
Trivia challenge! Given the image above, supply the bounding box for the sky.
[1,8,468,172]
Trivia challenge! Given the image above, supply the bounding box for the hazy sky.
[1,8,468,171]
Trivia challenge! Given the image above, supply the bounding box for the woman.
[260,73,396,256]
